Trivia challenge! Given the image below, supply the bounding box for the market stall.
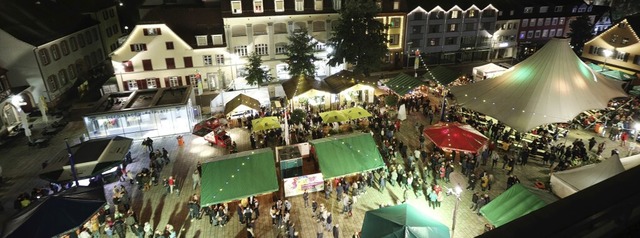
[192,117,230,148]
[361,204,450,238]
[310,133,385,179]
[479,184,557,227]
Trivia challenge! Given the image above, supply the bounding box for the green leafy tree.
[290,108,307,124]
[568,15,594,55]
[285,28,319,78]
[327,0,388,76]
[384,94,399,107]
[245,51,271,87]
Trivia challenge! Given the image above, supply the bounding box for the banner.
[283,173,325,197]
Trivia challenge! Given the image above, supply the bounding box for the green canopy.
[361,204,450,238]
[200,148,279,207]
[479,184,551,227]
[586,62,604,72]
[423,65,462,85]
[385,73,424,95]
[310,133,385,179]
[600,70,638,81]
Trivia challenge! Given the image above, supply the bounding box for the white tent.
[472,63,508,81]
[620,153,640,170]
[450,38,627,132]
[550,154,625,198]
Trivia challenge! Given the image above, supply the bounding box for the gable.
[111,24,193,62]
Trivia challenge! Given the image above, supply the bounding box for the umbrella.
[361,204,450,238]
[341,107,372,120]
[252,117,281,132]
[319,110,349,123]
[423,122,488,153]
[192,117,227,137]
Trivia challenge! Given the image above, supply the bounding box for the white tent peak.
[450,38,627,132]
[551,154,625,198]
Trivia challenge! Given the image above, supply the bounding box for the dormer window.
[524,7,533,13]
[295,0,304,11]
[231,1,242,14]
[274,0,284,12]
[332,0,341,10]
[212,35,224,45]
[315,0,323,11]
[143,28,161,36]
[554,6,563,12]
[540,6,548,13]
[254,0,263,13]
[196,36,208,46]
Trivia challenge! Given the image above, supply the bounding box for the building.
[581,14,640,73]
[0,0,108,108]
[0,67,19,137]
[492,0,607,60]
[58,0,123,54]
[404,0,498,65]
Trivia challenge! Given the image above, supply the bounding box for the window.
[38,49,50,65]
[514,23,518,29]
[315,0,323,11]
[450,11,459,19]
[412,26,422,34]
[465,23,476,31]
[127,80,138,91]
[510,10,514,16]
[60,41,69,55]
[68,64,76,79]
[428,38,440,46]
[524,7,533,13]
[48,75,58,91]
[142,59,153,71]
[448,23,458,32]
[556,29,563,37]
[428,25,440,33]
[544,18,551,26]
[275,0,284,12]
[507,23,513,29]
[235,46,248,56]
[390,18,401,28]
[554,6,563,12]
[578,6,586,13]
[430,11,443,19]
[293,22,306,31]
[333,0,341,10]
[188,75,198,85]
[542,29,549,37]
[295,0,304,11]
[275,44,287,54]
[527,31,533,39]
[216,54,225,65]
[622,37,630,45]
[274,23,287,34]
[540,6,548,13]
[389,34,399,45]
[78,34,86,47]
[519,31,526,39]
[109,9,115,17]
[254,0,263,13]
[445,37,457,45]
[85,31,92,44]
[467,10,476,18]
[143,28,161,36]
[634,55,640,65]
[166,58,175,69]
[168,77,180,87]
[559,17,565,25]
[231,1,242,14]
[130,44,147,52]
[166,42,174,50]
[103,11,108,20]
[232,25,247,37]
[123,61,133,72]
[58,69,68,85]
[107,28,113,37]
[481,22,492,31]
[255,44,268,55]
[393,1,399,10]
[146,78,157,89]
[552,18,558,25]
[203,55,213,66]
[92,28,99,42]
[51,45,61,61]
[184,57,193,68]
[212,35,224,45]
[253,24,267,35]
[534,30,541,38]
[413,13,423,21]
[112,24,119,34]
[615,51,629,61]
[196,36,208,46]
[375,0,381,8]
[537,19,543,27]
[522,19,529,27]
[529,19,536,27]
[313,21,325,32]
[549,29,556,38]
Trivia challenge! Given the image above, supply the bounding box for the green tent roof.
[200,148,278,207]
[600,69,638,81]
[479,184,551,227]
[361,204,450,238]
[423,65,462,85]
[224,93,261,115]
[310,133,385,179]
[385,73,424,95]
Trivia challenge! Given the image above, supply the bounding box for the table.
[34,138,49,148]
[42,127,59,136]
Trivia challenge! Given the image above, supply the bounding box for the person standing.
[168,176,175,194]
[588,137,597,151]
[162,148,170,164]
[192,170,200,190]
[333,224,340,238]
[303,190,309,208]
[316,219,324,238]
[146,137,154,151]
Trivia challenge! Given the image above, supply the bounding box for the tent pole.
[65,138,80,187]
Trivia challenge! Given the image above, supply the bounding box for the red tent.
[423,122,488,153]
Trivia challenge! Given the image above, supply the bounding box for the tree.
[384,94,399,107]
[568,15,594,55]
[290,108,307,124]
[285,28,319,78]
[327,0,388,76]
[245,51,271,87]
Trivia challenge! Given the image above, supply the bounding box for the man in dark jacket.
[333,224,340,238]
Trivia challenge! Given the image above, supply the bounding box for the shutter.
[157,28,162,35]
[137,79,147,89]
[155,78,161,88]
[122,80,129,91]
[185,75,191,85]
[184,57,193,68]
[143,44,147,51]
[130,45,135,51]
[178,76,183,86]
[624,53,629,62]
[164,77,170,87]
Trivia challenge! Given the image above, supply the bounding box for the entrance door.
[207,73,217,90]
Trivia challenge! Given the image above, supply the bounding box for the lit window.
[254,0,263,13]
[48,75,58,91]
[168,77,180,87]
[529,19,536,27]
[203,55,213,66]
[196,36,208,46]
[275,0,284,12]
[451,11,459,19]
[524,7,533,13]
[51,45,61,61]
[315,0,323,11]
[39,49,50,65]
[235,45,248,56]
[60,41,69,55]
[542,29,549,37]
[468,10,476,17]
[295,0,304,11]
[212,35,224,45]
[393,0,399,10]
[389,34,399,45]
[275,44,287,55]
[448,24,457,32]
[146,78,157,89]
[255,44,268,55]
[58,69,68,85]
[556,29,563,37]
[130,44,147,52]
[390,18,401,28]
[127,80,138,90]
[231,1,242,14]
[143,28,161,36]
[332,0,341,10]
[216,54,225,65]
[559,17,565,25]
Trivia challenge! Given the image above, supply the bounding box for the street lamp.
[451,185,463,238]
[602,49,613,71]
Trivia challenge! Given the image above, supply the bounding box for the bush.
[384,94,399,107]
